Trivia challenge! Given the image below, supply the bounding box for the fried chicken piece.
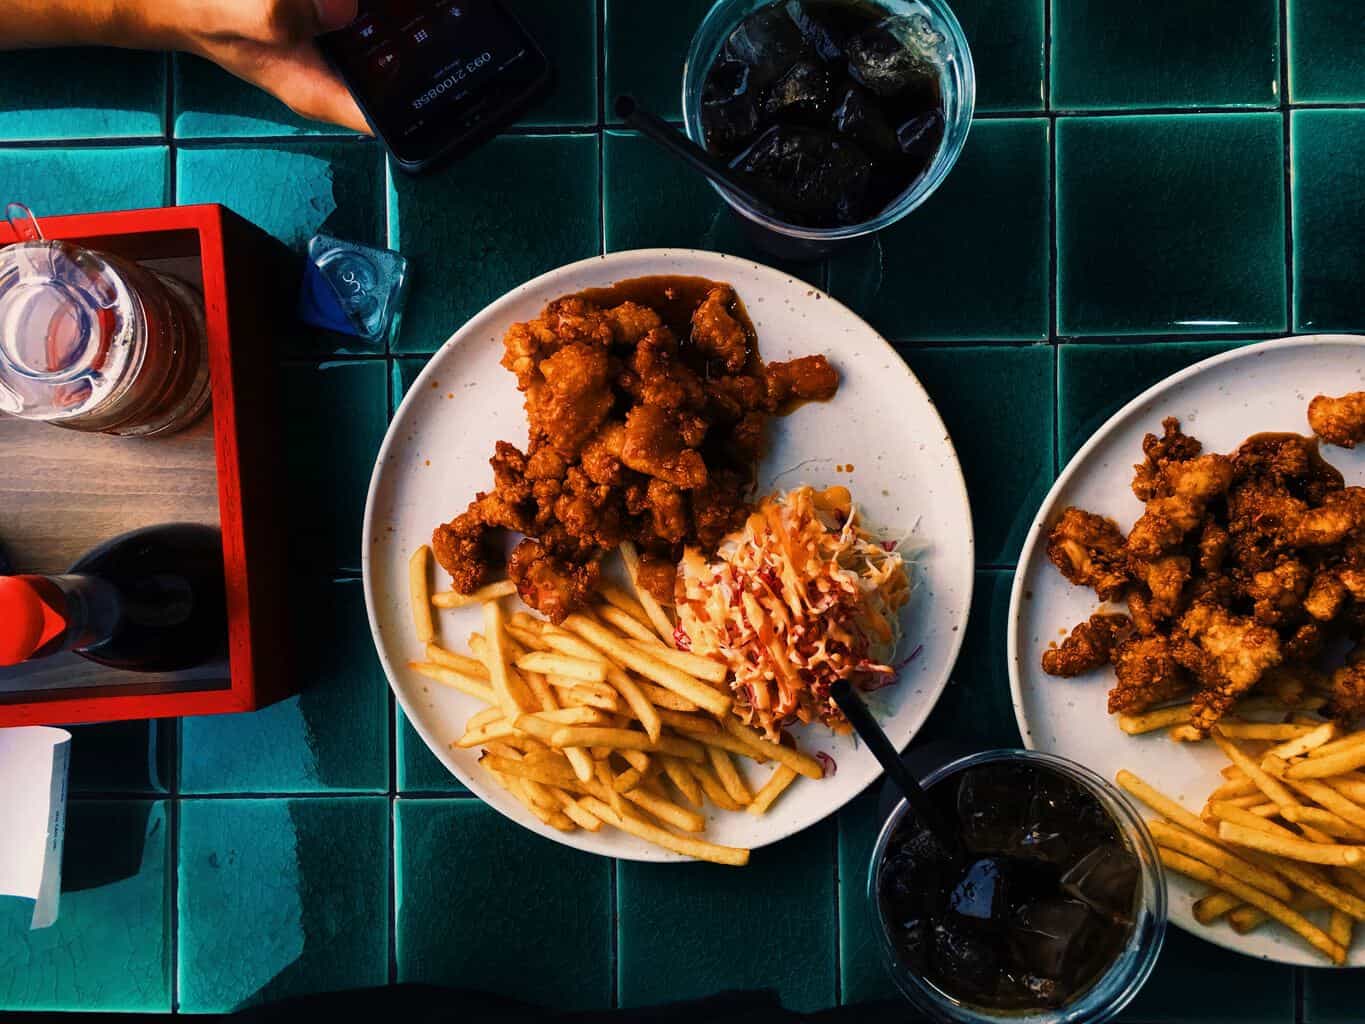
[636,552,679,606]
[1329,654,1365,721]
[1260,662,1326,706]
[1245,558,1311,626]
[432,510,497,593]
[1226,480,1307,572]
[1132,417,1202,502]
[644,478,689,544]
[728,411,769,462]
[691,468,750,549]
[1180,603,1283,732]
[690,286,750,373]
[1047,507,1130,601]
[579,422,626,486]
[707,372,774,422]
[1108,635,1189,714]
[604,301,663,345]
[1127,454,1234,558]
[1142,555,1191,620]
[526,342,614,456]
[1042,613,1132,677]
[621,405,708,489]
[765,355,840,406]
[1199,521,1230,573]
[507,538,601,623]
[1309,392,1365,449]
[1286,487,1365,547]
[1284,622,1323,663]
[628,327,706,411]
[552,467,623,548]
[1305,571,1348,621]
[1126,588,1159,635]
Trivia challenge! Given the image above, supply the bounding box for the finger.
[263,46,372,134]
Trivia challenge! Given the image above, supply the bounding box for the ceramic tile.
[1051,0,1279,110]
[0,146,169,218]
[827,118,1050,341]
[0,49,164,141]
[173,55,356,139]
[618,820,837,1011]
[1288,0,1365,103]
[1292,110,1365,332]
[900,346,1055,565]
[1304,965,1365,1023]
[0,801,170,1012]
[392,357,427,412]
[181,579,389,793]
[396,708,465,792]
[837,791,897,1004]
[604,0,712,121]
[177,141,384,249]
[67,720,174,794]
[1057,340,1247,462]
[1057,114,1286,337]
[388,135,600,354]
[279,360,390,574]
[508,0,599,127]
[395,800,611,1009]
[603,129,819,281]
[1119,926,1293,1023]
[956,0,1046,112]
[177,797,389,1013]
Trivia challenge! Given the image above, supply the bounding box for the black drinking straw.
[613,94,782,219]
[830,678,964,861]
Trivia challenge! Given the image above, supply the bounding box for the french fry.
[595,760,625,816]
[1307,731,1365,761]
[655,708,719,735]
[600,584,652,626]
[1216,722,1319,741]
[747,764,799,816]
[1329,909,1354,949]
[516,651,608,684]
[425,643,489,679]
[563,614,731,716]
[455,720,517,748]
[520,777,559,811]
[482,602,533,718]
[1282,805,1365,841]
[548,726,705,762]
[1284,778,1365,833]
[620,749,651,773]
[626,639,729,684]
[1266,721,1338,761]
[612,767,644,793]
[551,789,604,832]
[1228,891,1327,933]
[506,623,550,651]
[1328,778,1365,805]
[408,660,497,704]
[707,746,753,805]
[689,760,744,812]
[722,717,823,780]
[1158,848,1346,963]
[557,687,621,713]
[1117,703,1190,735]
[635,681,700,712]
[1147,820,1294,901]
[1217,821,1363,866]
[467,706,503,730]
[687,728,771,762]
[1287,745,1365,779]
[604,670,662,743]
[1169,724,1205,743]
[598,604,661,645]
[1211,777,1261,801]
[1117,771,1223,843]
[1213,735,1300,810]
[623,786,707,832]
[1192,890,1242,924]
[430,580,517,608]
[662,755,703,808]
[580,796,749,866]
[619,540,676,644]
[480,753,581,789]
[408,545,435,644]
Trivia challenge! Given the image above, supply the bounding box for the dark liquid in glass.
[701,0,946,228]
[878,761,1140,1011]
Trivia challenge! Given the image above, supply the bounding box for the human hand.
[147,0,370,133]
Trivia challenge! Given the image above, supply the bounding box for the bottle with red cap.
[0,524,226,672]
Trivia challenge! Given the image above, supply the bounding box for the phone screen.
[319,1,549,169]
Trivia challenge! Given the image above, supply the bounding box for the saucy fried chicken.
[433,277,839,620]
[1046,507,1130,601]
[1042,613,1132,677]
[1109,635,1189,714]
[1309,391,1365,449]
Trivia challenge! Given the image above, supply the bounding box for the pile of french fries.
[1117,693,1328,742]
[1119,719,1365,964]
[405,543,826,866]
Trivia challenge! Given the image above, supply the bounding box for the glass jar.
[682,0,975,259]
[0,239,210,437]
[867,750,1167,1024]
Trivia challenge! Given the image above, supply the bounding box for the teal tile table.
[2,1,1362,1014]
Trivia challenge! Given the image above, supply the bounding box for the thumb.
[312,0,360,33]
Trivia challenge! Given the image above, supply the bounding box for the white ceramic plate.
[1010,335,1365,965]
[364,249,974,860]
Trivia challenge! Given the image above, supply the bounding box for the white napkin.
[0,726,71,929]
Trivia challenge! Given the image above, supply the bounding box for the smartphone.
[318,0,551,174]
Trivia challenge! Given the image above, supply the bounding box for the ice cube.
[956,763,1034,854]
[830,85,899,154]
[762,60,833,121]
[879,820,955,923]
[896,109,944,160]
[731,125,873,225]
[784,0,852,62]
[1007,898,1099,979]
[949,857,1007,921]
[930,918,1001,999]
[724,6,810,87]
[1060,844,1140,921]
[845,14,943,97]
[702,57,761,154]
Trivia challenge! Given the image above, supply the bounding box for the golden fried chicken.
[1127,454,1234,558]
[690,286,750,373]
[1109,635,1189,714]
[1305,570,1348,621]
[1142,555,1191,620]
[1132,417,1203,502]
[1286,487,1365,547]
[1245,558,1312,626]
[507,538,601,623]
[1198,521,1230,574]
[621,405,709,489]
[1329,647,1365,720]
[1180,603,1283,732]
[1042,613,1132,677]
[1047,507,1130,601]
[1309,391,1365,449]
[766,355,841,407]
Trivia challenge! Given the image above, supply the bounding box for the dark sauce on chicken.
[701,0,947,228]
[879,761,1140,1011]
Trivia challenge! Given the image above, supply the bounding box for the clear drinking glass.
[867,750,1167,1024]
[0,216,210,438]
[682,0,975,259]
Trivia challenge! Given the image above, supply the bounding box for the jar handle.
[4,202,44,243]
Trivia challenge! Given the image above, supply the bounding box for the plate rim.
[362,247,975,861]
[1007,332,1365,965]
